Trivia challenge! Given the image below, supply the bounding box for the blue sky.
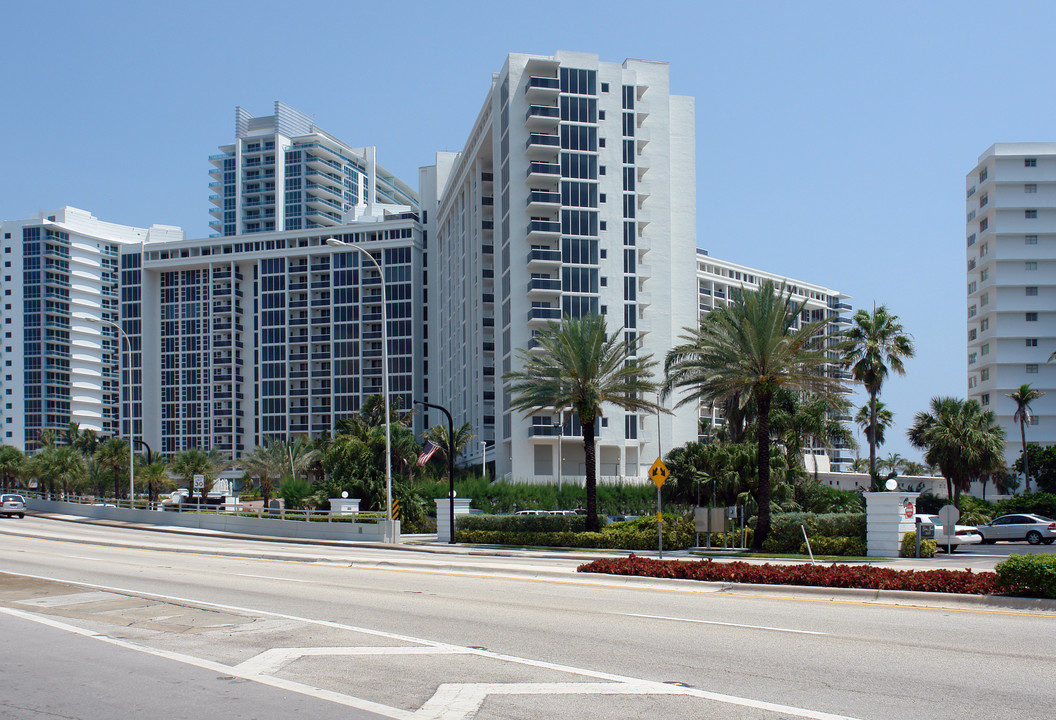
[3,1,1054,463]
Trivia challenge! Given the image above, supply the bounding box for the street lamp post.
[480,441,487,481]
[78,314,134,504]
[415,400,455,544]
[325,238,393,540]
[553,409,565,490]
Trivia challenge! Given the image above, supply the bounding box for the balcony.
[635,180,651,201]
[525,75,560,102]
[525,105,560,130]
[525,133,560,160]
[527,306,561,324]
[526,190,561,212]
[527,276,561,296]
[527,219,561,242]
[526,162,560,183]
[527,248,561,268]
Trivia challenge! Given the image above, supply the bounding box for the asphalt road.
[1,516,1055,720]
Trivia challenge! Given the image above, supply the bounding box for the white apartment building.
[209,102,417,236]
[1,57,850,477]
[0,207,183,451]
[424,51,698,484]
[967,143,1056,465]
[695,250,853,468]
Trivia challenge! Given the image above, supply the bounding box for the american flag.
[417,439,440,466]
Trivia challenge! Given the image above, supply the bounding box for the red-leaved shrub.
[577,554,1004,595]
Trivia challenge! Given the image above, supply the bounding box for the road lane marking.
[236,646,473,676]
[235,573,312,583]
[620,612,827,635]
[0,605,417,720]
[3,572,864,720]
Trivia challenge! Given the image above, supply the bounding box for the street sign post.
[647,458,669,559]
[938,504,960,555]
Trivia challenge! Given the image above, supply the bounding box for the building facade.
[0,207,183,452]
[967,143,1056,465]
[209,102,418,236]
[1,55,849,480]
[423,52,700,484]
[694,250,853,469]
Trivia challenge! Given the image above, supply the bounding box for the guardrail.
[21,494,398,542]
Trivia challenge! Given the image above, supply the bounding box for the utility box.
[694,506,727,533]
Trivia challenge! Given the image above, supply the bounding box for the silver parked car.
[975,514,1056,545]
[1,494,26,519]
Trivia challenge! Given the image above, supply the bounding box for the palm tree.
[241,441,286,508]
[0,445,24,491]
[849,456,870,473]
[877,452,905,475]
[505,314,664,532]
[137,450,171,504]
[901,460,927,476]
[772,392,856,482]
[840,305,915,478]
[423,421,476,471]
[171,447,228,500]
[907,396,1006,502]
[95,437,130,500]
[663,281,845,549]
[1006,383,1045,492]
[854,401,893,451]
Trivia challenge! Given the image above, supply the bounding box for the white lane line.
[236,646,472,676]
[0,605,417,720]
[8,572,859,720]
[235,573,311,583]
[620,612,827,635]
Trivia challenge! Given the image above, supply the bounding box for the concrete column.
[435,498,473,543]
[863,491,920,558]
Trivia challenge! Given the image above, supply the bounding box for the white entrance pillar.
[863,491,920,558]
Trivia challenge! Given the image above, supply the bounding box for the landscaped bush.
[454,514,697,550]
[577,555,1003,595]
[801,536,867,557]
[995,554,1056,599]
[899,531,936,558]
[457,513,593,533]
[995,492,1056,520]
[761,512,865,554]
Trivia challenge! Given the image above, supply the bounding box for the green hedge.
[899,531,937,558]
[995,554,1056,599]
[456,513,593,533]
[455,515,697,550]
[761,513,865,555]
[801,536,867,557]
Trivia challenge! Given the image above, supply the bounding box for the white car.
[915,513,982,552]
[1,494,26,518]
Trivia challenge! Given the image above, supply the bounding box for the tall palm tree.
[94,437,130,500]
[907,396,1006,502]
[854,401,893,451]
[1006,383,1045,492]
[771,392,856,482]
[663,281,845,549]
[504,314,664,532]
[840,305,915,478]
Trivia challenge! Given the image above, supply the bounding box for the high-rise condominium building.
[422,51,699,484]
[966,143,1056,465]
[422,51,849,483]
[1,55,848,477]
[209,102,417,236]
[694,250,852,469]
[0,208,183,451]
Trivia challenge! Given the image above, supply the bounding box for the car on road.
[1,494,26,518]
[915,513,982,552]
[975,514,1056,545]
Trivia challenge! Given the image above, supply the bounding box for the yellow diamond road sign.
[649,458,669,489]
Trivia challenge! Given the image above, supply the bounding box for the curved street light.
[325,238,392,539]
